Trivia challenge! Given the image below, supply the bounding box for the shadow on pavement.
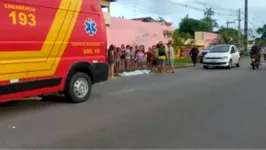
[0,95,69,117]
[0,93,100,117]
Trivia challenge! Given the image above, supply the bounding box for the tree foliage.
[179,17,209,37]
[217,28,243,47]
[255,24,266,46]
[172,29,195,53]
[201,8,218,32]
[156,16,165,22]
[256,39,266,46]
[178,8,218,37]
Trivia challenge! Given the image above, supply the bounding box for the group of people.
[107,41,175,78]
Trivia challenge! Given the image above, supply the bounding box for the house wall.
[195,32,220,48]
[100,1,111,25]
[100,0,112,46]
[176,32,221,59]
[109,17,174,49]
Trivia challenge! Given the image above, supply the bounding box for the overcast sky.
[110,0,265,31]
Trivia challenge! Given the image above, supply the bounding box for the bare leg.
[110,64,115,78]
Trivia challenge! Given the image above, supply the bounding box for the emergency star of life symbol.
[84,18,97,36]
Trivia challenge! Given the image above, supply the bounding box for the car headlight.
[221,56,228,59]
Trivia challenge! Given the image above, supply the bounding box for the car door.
[230,46,237,64]
[234,46,241,61]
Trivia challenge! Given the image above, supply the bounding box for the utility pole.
[237,8,241,48]
[244,0,248,52]
[226,20,235,28]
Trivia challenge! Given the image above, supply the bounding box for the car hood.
[205,53,229,58]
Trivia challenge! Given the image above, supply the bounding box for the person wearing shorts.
[108,45,116,78]
[156,43,166,73]
[114,47,121,74]
[129,47,135,71]
[136,49,144,70]
[167,42,175,73]
[146,47,154,70]
[124,45,131,72]
[120,44,125,72]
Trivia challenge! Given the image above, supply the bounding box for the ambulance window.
[101,5,109,12]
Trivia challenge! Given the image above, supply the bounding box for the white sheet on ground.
[119,70,151,76]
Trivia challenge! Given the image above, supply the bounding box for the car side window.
[231,47,235,53]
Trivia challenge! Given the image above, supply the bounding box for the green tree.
[156,16,165,22]
[257,39,266,46]
[201,8,218,31]
[218,27,243,47]
[172,29,195,53]
[253,24,266,46]
[179,17,209,37]
[256,24,266,40]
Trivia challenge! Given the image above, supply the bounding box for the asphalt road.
[1,58,266,148]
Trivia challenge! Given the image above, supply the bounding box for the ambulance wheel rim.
[73,78,89,98]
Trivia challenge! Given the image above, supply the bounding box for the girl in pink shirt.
[136,45,145,70]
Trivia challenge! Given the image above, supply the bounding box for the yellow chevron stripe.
[0,0,83,80]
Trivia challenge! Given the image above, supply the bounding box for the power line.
[193,1,238,13]
[116,1,158,17]
[165,0,204,12]
[119,0,237,18]
[166,0,238,17]
[119,0,203,13]
[116,0,263,38]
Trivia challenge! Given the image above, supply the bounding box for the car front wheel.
[236,59,240,67]
[227,60,232,69]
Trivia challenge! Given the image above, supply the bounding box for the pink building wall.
[202,32,220,47]
[108,17,220,50]
[109,17,174,50]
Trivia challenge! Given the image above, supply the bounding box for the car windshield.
[204,45,215,50]
[209,45,230,53]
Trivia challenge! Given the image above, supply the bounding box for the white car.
[203,45,241,69]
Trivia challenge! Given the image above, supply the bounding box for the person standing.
[189,47,199,67]
[146,47,153,70]
[114,47,121,74]
[263,47,266,60]
[129,46,135,71]
[108,45,116,78]
[136,47,145,70]
[152,46,157,72]
[156,43,166,73]
[120,44,125,72]
[124,45,131,72]
[167,42,175,73]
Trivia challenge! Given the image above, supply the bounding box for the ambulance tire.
[65,72,92,103]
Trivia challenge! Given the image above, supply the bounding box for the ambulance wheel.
[65,72,92,103]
